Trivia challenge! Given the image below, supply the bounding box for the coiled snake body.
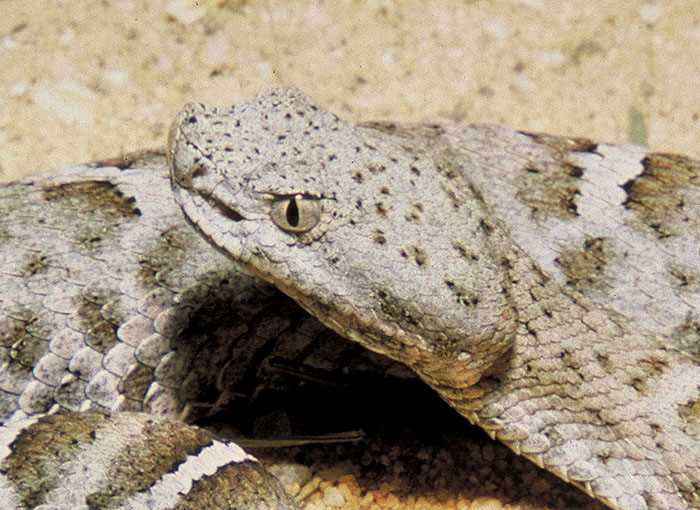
[1,89,699,509]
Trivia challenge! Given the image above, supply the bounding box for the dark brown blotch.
[621,152,700,238]
[0,308,48,369]
[75,289,121,355]
[0,309,37,348]
[516,161,582,219]
[119,363,155,402]
[3,413,107,508]
[76,227,109,250]
[175,459,293,509]
[43,181,141,219]
[436,162,458,180]
[512,132,596,219]
[138,225,194,288]
[555,237,613,291]
[86,417,216,508]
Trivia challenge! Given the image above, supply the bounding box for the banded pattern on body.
[0,412,296,510]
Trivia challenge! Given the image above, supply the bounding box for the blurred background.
[1,0,698,181]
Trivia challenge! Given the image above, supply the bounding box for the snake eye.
[270,195,321,233]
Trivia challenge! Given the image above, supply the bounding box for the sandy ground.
[1,1,698,182]
[1,2,698,509]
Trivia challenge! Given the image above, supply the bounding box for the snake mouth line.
[207,195,246,222]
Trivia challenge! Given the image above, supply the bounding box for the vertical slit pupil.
[286,198,300,227]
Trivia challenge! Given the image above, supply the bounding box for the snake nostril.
[191,164,207,179]
[172,161,209,190]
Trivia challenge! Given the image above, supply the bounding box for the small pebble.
[469,496,504,510]
[322,486,345,507]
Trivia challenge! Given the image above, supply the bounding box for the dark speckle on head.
[452,241,479,262]
[372,229,386,245]
[399,245,428,267]
[404,210,421,224]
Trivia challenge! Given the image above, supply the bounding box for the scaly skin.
[0,153,402,509]
[170,88,700,510]
[0,153,300,508]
